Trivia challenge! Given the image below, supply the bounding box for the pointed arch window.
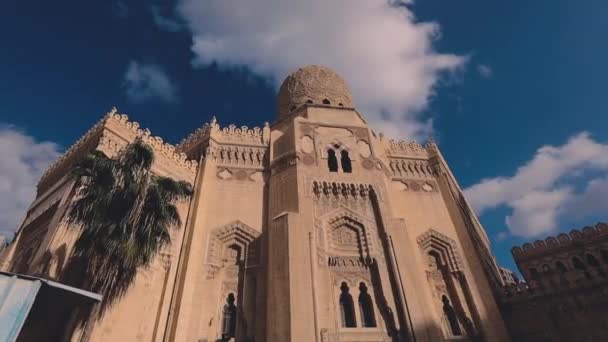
[339,282,357,328]
[328,149,339,172]
[358,282,376,327]
[341,150,352,173]
[442,295,462,336]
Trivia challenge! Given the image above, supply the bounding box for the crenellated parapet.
[511,222,608,261]
[386,139,436,159]
[37,116,108,194]
[38,108,199,194]
[177,117,270,156]
[103,111,198,175]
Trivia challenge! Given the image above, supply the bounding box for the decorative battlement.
[511,222,608,261]
[104,111,198,174]
[177,117,270,154]
[386,139,437,159]
[38,108,199,193]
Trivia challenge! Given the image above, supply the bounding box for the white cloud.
[122,61,178,104]
[175,0,465,139]
[464,132,608,238]
[150,5,182,32]
[0,126,61,238]
[477,64,492,78]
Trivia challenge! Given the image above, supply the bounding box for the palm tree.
[66,140,192,305]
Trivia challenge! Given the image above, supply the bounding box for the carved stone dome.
[277,65,354,118]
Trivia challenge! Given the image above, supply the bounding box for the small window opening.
[341,150,352,173]
[338,103,344,107]
[340,282,357,328]
[221,293,237,340]
[323,99,331,105]
[358,283,376,327]
[556,261,567,273]
[587,254,600,267]
[442,295,462,336]
[306,99,313,104]
[328,149,339,172]
[573,257,590,278]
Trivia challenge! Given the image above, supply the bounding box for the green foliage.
[66,140,192,304]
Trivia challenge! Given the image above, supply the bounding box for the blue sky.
[1,0,607,272]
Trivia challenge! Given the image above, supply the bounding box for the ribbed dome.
[277,65,353,118]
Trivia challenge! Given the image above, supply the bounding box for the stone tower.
[0,65,511,342]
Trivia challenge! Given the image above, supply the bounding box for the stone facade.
[0,65,510,342]
[500,223,608,342]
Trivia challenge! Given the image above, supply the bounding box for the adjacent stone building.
[0,65,511,341]
[500,222,608,342]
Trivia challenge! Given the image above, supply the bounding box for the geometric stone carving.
[206,220,261,269]
[277,65,354,118]
[417,229,463,273]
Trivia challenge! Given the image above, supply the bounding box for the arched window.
[340,150,352,173]
[358,282,376,327]
[555,261,567,274]
[328,149,339,172]
[572,257,586,270]
[572,256,590,278]
[323,99,331,105]
[442,295,462,336]
[587,254,600,267]
[221,293,237,340]
[339,282,357,328]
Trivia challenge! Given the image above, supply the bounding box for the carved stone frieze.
[206,144,267,169]
[388,158,436,179]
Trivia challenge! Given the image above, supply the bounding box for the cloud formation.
[175,0,465,139]
[150,5,182,32]
[0,126,61,238]
[477,64,493,78]
[464,132,608,237]
[122,61,178,104]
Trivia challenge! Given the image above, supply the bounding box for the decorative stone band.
[388,158,436,179]
[204,144,267,169]
[511,222,608,261]
[38,108,199,193]
[312,181,373,200]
